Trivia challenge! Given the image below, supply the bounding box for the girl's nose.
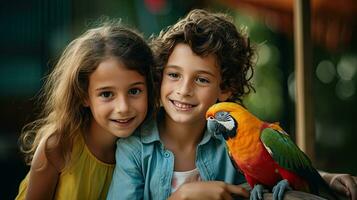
[115,95,130,114]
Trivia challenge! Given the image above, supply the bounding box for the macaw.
[206,102,338,200]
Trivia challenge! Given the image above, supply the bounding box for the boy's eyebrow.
[95,82,146,91]
[196,70,215,77]
[165,65,216,77]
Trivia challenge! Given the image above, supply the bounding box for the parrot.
[206,102,339,200]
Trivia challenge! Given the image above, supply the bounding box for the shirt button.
[164,151,170,158]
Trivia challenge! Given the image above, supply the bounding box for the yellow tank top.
[15,134,115,200]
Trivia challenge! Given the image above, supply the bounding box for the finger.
[331,177,349,194]
[226,184,249,198]
[222,192,233,200]
[346,180,357,200]
[338,175,357,198]
[353,176,357,182]
[351,189,357,200]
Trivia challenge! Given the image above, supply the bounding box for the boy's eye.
[196,77,210,84]
[99,91,113,98]
[128,88,142,95]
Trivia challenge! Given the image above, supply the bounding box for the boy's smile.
[170,100,197,111]
[160,43,230,125]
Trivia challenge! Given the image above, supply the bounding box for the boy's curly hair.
[151,9,255,103]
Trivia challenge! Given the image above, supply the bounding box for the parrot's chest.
[233,143,282,187]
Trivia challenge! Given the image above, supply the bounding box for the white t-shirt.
[171,168,201,193]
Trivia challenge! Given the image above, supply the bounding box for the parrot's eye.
[215,111,230,121]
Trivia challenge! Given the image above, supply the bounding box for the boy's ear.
[218,90,232,102]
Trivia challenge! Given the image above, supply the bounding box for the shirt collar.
[140,118,161,144]
[198,126,224,146]
[139,108,224,145]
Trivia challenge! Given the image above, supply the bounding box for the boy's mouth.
[170,100,196,110]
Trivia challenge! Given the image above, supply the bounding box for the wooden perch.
[260,191,326,200]
[238,183,348,200]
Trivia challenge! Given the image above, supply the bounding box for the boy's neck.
[159,115,206,149]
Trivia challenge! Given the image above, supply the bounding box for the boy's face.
[160,43,230,124]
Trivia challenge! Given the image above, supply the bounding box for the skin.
[25,57,148,199]
[85,57,148,163]
[321,172,357,200]
[158,43,248,200]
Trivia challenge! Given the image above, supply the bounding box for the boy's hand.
[323,173,357,200]
[169,181,249,200]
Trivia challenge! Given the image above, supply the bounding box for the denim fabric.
[107,116,245,200]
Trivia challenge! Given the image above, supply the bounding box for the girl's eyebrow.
[129,82,146,86]
[165,65,182,70]
[95,82,146,91]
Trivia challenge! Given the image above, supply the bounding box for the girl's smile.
[109,117,136,128]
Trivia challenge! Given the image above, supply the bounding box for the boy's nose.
[176,79,193,96]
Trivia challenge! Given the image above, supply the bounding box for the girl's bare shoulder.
[31,134,66,172]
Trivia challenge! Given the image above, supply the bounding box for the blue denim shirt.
[107,117,245,200]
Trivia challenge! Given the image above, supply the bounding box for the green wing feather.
[260,128,314,175]
[260,128,339,199]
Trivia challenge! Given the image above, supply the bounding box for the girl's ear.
[83,98,90,107]
[218,90,232,102]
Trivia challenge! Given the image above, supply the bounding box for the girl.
[107,9,357,200]
[15,21,157,199]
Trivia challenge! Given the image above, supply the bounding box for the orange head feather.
[206,102,265,162]
[206,102,263,137]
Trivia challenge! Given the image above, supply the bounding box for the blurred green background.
[1,0,356,199]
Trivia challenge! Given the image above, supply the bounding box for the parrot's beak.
[207,117,221,138]
[206,112,237,140]
[207,115,214,121]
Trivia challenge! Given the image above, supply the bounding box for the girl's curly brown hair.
[150,9,255,103]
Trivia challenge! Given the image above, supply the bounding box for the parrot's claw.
[272,179,292,200]
[250,184,268,200]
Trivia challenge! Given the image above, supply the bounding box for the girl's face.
[160,43,230,125]
[85,57,148,139]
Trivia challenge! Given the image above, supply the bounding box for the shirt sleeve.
[107,136,144,200]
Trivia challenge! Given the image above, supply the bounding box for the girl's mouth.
[110,117,135,126]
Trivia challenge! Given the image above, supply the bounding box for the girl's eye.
[196,77,210,84]
[99,91,113,98]
[128,88,142,95]
[168,73,179,79]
